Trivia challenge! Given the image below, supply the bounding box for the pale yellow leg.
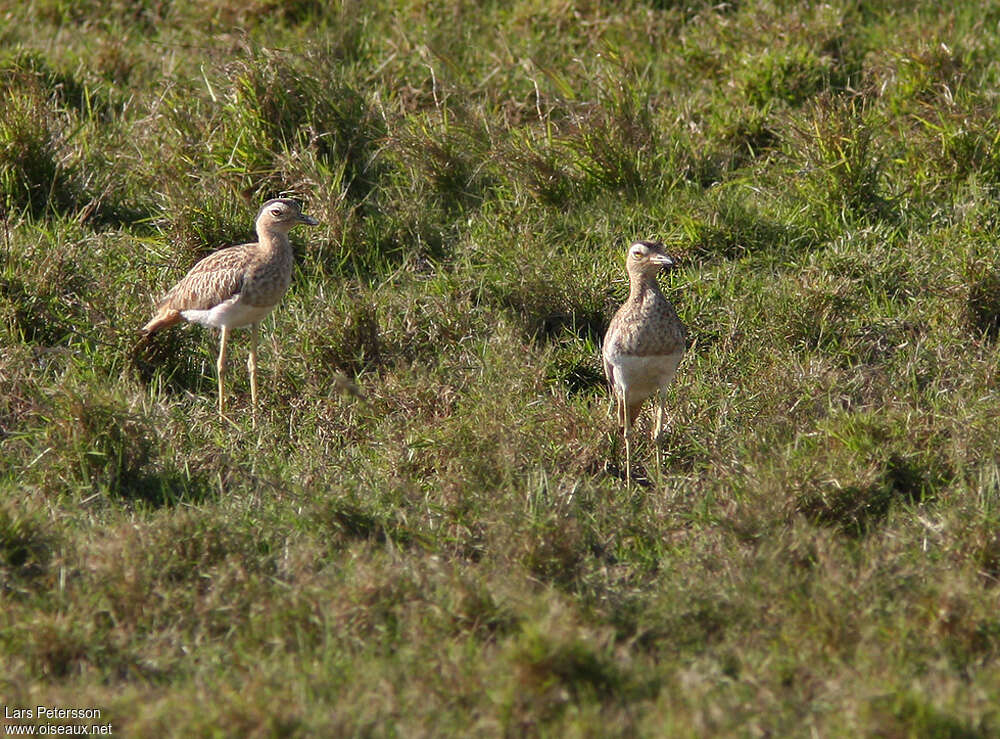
[653,391,665,480]
[217,325,230,420]
[623,399,634,487]
[248,323,259,430]
[612,390,630,485]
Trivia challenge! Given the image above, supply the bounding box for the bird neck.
[627,271,662,303]
[255,225,292,258]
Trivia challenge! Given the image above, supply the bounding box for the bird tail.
[140,307,182,336]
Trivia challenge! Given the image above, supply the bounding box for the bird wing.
[602,354,616,391]
[158,244,251,312]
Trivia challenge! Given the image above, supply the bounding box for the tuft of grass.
[0,499,57,593]
[793,93,895,226]
[0,80,81,219]
[743,45,854,108]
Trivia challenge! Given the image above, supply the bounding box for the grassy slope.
[2,0,1000,734]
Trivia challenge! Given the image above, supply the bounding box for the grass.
[3,0,1000,735]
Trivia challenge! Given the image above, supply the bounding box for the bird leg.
[248,322,259,430]
[217,325,230,421]
[626,400,647,486]
[622,398,634,486]
[653,391,666,480]
[612,391,629,484]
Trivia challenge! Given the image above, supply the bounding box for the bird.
[140,198,318,428]
[602,240,687,484]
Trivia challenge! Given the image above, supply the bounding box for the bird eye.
[270,208,283,217]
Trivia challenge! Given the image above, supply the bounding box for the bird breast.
[241,255,293,307]
[605,295,686,358]
[607,352,684,399]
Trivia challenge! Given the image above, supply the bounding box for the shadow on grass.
[108,464,218,509]
[868,693,984,738]
[46,392,219,508]
[0,273,87,347]
[315,498,426,550]
[1,52,151,228]
[0,500,57,595]
[546,348,606,396]
[799,453,952,537]
[681,197,825,263]
[129,329,215,399]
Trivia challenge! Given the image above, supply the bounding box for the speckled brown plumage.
[602,240,687,483]
[602,270,686,360]
[142,248,245,333]
[142,203,305,335]
[141,198,318,426]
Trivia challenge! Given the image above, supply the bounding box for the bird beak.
[650,253,675,268]
[297,214,319,226]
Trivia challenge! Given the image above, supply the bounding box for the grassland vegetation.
[3,0,1000,735]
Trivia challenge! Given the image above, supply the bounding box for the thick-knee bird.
[602,240,687,484]
[141,198,317,427]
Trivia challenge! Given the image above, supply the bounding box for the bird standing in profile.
[140,198,318,428]
[602,240,687,484]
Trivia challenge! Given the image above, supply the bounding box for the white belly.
[182,296,275,329]
[607,352,683,402]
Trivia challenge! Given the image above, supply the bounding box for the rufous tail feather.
[140,308,182,336]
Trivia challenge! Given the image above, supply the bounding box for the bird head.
[626,240,676,276]
[256,198,319,232]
